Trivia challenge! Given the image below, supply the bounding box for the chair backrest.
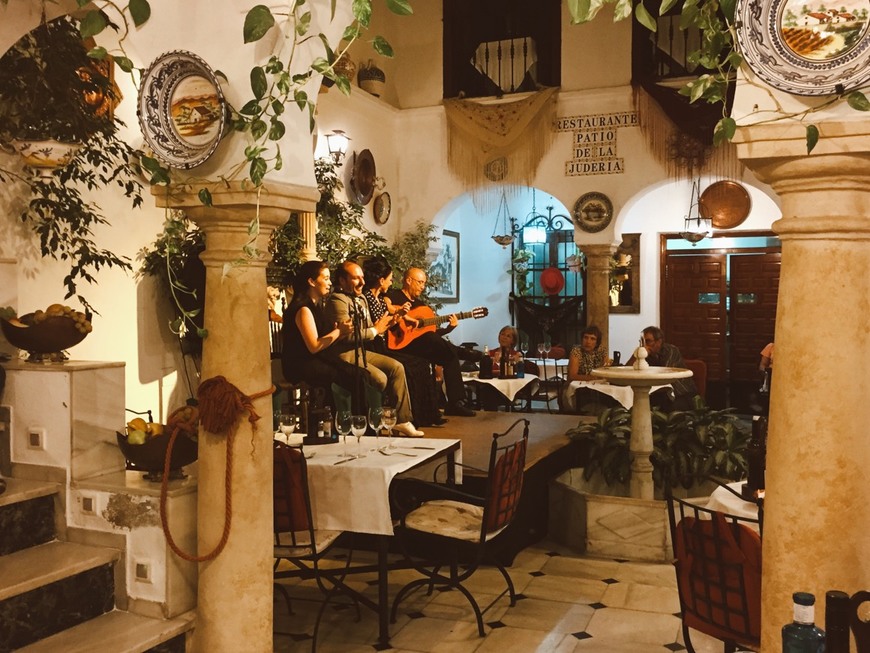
[482,418,529,536]
[666,490,762,647]
[548,345,567,359]
[683,358,707,399]
[270,319,283,359]
[273,441,314,545]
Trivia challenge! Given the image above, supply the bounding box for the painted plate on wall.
[573,192,613,233]
[373,191,391,224]
[349,149,376,205]
[735,0,870,95]
[138,51,228,169]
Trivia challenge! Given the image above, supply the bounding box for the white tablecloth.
[705,481,760,521]
[563,379,673,410]
[528,358,569,379]
[463,373,539,402]
[304,438,461,536]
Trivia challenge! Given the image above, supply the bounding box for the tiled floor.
[272,540,728,652]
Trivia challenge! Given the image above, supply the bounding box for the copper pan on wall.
[699,180,751,229]
[349,149,376,205]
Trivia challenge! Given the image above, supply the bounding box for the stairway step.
[0,477,60,508]
[16,609,195,653]
[0,540,120,602]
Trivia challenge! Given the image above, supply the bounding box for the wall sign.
[554,111,638,177]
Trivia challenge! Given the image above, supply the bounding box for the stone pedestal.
[155,181,318,652]
[733,120,870,652]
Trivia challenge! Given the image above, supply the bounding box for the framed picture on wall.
[430,230,460,303]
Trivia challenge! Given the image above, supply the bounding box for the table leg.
[377,535,390,648]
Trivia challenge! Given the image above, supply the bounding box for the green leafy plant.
[510,248,535,297]
[566,398,750,491]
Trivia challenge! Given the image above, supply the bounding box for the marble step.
[0,477,61,556]
[0,540,120,601]
[0,477,60,508]
[16,609,195,653]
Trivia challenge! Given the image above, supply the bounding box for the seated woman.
[563,325,612,413]
[280,260,357,405]
[362,257,445,427]
[477,325,527,410]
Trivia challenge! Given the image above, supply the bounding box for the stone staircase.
[0,477,194,652]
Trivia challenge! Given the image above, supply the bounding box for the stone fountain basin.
[592,366,693,386]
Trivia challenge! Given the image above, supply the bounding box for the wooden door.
[729,253,780,382]
[662,254,727,381]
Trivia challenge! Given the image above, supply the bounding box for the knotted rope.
[161,376,275,562]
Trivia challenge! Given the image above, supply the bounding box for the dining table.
[301,436,462,647]
[462,372,539,409]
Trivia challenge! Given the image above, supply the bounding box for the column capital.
[733,117,870,162]
[580,244,618,272]
[152,180,320,229]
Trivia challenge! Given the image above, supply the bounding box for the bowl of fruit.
[117,410,199,481]
[1,304,92,362]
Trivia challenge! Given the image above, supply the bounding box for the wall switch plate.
[27,427,46,450]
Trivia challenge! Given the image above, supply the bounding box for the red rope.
[160,377,274,562]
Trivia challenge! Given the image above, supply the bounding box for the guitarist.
[386,267,478,417]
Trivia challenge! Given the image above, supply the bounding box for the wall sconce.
[325,129,350,164]
[680,179,711,245]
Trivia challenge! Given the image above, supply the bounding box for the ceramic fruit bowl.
[116,429,198,481]
[1,314,88,361]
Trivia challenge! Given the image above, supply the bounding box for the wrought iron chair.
[389,418,530,636]
[666,482,762,653]
[272,441,358,651]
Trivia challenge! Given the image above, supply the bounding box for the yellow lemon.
[127,417,148,432]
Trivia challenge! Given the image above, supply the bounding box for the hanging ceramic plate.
[138,51,228,169]
[735,0,870,96]
[373,191,391,224]
[573,192,613,233]
[349,149,376,205]
[699,181,752,229]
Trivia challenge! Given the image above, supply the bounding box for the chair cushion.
[405,499,494,543]
[274,529,343,558]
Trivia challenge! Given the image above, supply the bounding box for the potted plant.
[510,248,535,297]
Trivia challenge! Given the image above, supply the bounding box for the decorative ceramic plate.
[573,192,613,233]
[138,51,228,169]
[373,191,391,224]
[735,0,870,96]
[350,149,376,205]
[700,181,752,229]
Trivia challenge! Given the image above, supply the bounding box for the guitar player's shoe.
[394,422,425,438]
[444,401,475,417]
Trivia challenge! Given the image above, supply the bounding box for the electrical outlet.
[81,495,96,515]
[27,427,46,450]
[134,561,152,583]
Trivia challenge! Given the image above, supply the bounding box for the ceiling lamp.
[325,129,350,164]
[680,179,712,245]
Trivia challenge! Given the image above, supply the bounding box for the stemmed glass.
[277,414,297,444]
[537,342,545,359]
[368,406,384,451]
[351,414,368,459]
[381,406,397,449]
[543,340,552,359]
[336,410,353,458]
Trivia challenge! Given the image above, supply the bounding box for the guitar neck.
[417,310,478,328]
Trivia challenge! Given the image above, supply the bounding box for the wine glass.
[336,410,353,458]
[351,414,368,458]
[519,337,529,357]
[381,406,397,449]
[543,340,552,359]
[369,406,384,450]
[278,414,297,444]
[537,342,545,360]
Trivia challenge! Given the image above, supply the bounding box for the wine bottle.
[825,590,851,653]
[499,346,509,379]
[479,346,492,378]
[782,592,826,653]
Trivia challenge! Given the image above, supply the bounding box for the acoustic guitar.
[387,305,488,350]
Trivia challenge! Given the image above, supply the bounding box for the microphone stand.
[350,294,368,414]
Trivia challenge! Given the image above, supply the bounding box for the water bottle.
[612,350,621,366]
[516,353,525,378]
[782,592,825,652]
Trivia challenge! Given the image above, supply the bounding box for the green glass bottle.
[782,592,826,653]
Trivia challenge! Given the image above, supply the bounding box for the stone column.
[298,210,318,261]
[733,121,870,652]
[579,243,617,352]
[156,181,318,653]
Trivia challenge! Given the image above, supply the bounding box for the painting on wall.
[430,230,460,303]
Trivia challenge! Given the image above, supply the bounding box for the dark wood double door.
[662,238,780,410]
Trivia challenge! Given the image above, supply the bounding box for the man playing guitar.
[386,267,479,417]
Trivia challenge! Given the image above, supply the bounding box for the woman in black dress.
[281,260,356,399]
[362,257,445,426]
